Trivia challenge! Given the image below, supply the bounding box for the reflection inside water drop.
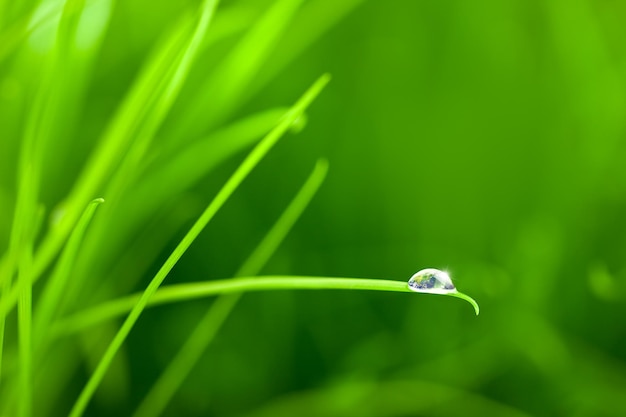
[408,268,456,294]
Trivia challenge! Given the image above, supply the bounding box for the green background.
[2,0,626,416]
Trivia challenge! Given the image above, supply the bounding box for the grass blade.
[0,0,109,317]
[17,240,33,417]
[58,1,220,404]
[25,5,192,295]
[0,0,105,61]
[60,0,222,308]
[0,199,102,415]
[12,163,39,416]
[145,108,287,196]
[133,159,328,417]
[1,52,41,394]
[66,74,331,417]
[0,199,105,324]
[242,379,533,417]
[33,198,104,349]
[55,276,479,336]
[251,0,364,98]
[0,255,12,384]
[79,108,286,286]
[98,0,221,199]
[167,0,305,143]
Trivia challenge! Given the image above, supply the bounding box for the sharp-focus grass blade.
[73,108,286,299]
[132,159,328,417]
[53,276,482,336]
[66,74,330,417]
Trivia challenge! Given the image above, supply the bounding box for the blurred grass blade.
[61,1,220,403]
[252,0,364,97]
[0,52,41,390]
[235,160,328,275]
[33,198,104,349]
[0,0,107,63]
[101,196,202,296]
[13,164,38,417]
[0,200,108,325]
[133,159,328,417]
[0,255,12,384]
[17,240,33,417]
[0,0,69,61]
[123,109,286,236]
[53,0,221,309]
[0,196,101,416]
[200,3,256,48]
[242,379,534,417]
[146,108,287,193]
[26,5,192,294]
[0,4,42,61]
[0,0,109,317]
[0,197,25,383]
[99,0,221,199]
[169,0,305,143]
[67,74,330,417]
[76,108,286,290]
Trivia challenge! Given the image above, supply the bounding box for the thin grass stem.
[133,159,328,417]
[55,276,478,337]
[66,73,331,417]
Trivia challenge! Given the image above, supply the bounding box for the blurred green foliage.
[1,0,626,416]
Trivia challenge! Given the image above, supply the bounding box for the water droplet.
[408,268,456,294]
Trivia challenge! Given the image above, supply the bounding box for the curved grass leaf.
[54,276,480,336]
